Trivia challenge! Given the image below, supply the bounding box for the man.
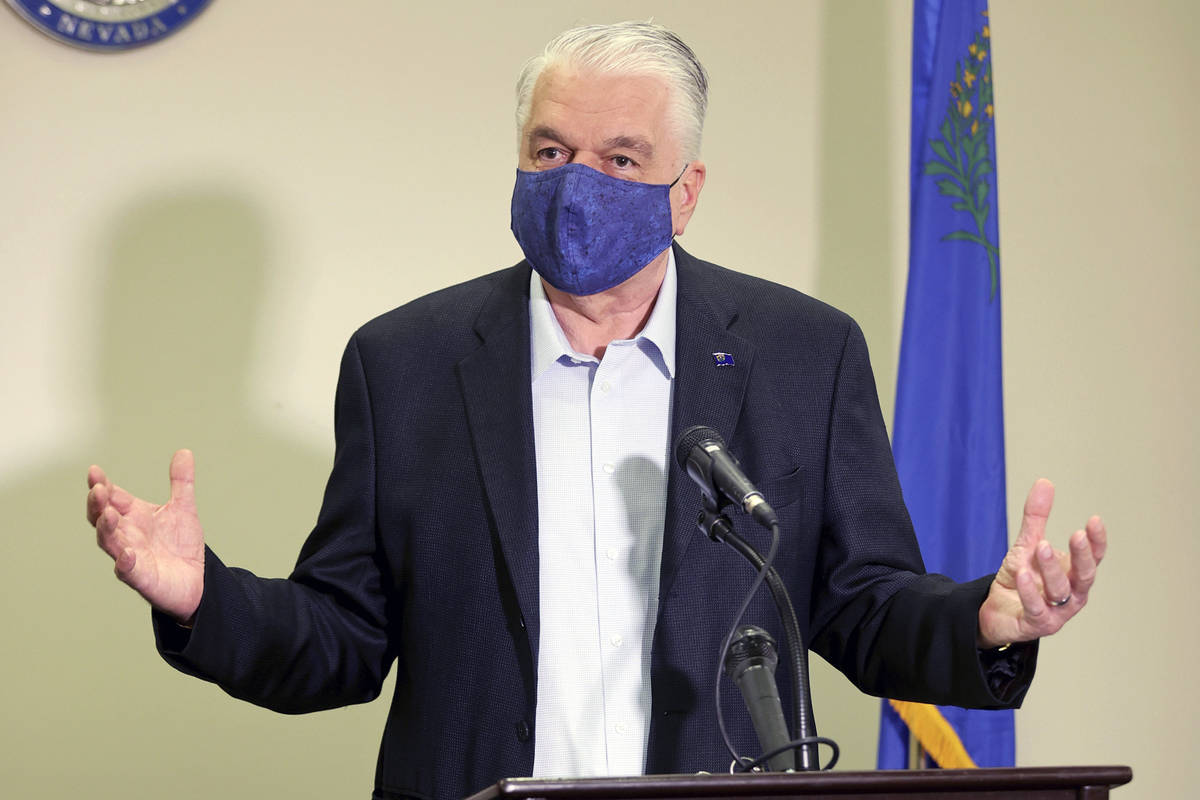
[85,21,1106,800]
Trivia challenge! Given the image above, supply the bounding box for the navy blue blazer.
[157,246,1033,800]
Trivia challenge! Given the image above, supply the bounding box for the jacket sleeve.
[806,319,1035,709]
[154,333,396,713]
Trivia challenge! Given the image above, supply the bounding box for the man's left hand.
[977,478,1107,649]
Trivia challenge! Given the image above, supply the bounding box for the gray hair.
[515,21,710,161]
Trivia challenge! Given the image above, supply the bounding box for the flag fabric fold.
[876,0,1014,769]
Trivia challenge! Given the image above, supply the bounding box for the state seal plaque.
[6,0,213,51]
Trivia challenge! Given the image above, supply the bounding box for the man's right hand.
[87,449,206,625]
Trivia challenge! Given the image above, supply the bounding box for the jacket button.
[515,719,532,742]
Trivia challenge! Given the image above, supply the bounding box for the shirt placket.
[588,341,644,771]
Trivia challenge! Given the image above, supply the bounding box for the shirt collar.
[529,247,678,381]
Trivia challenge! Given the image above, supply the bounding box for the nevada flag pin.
[712,352,735,367]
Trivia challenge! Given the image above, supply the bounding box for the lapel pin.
[712,352,736,367]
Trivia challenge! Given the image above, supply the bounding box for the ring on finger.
[1047,594,1070,607]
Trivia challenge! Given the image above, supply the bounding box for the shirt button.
[610,634,623,648]
[602,463,615,475]
[606,547,618,561]
[600,380,612,393]
[614,722,629,735]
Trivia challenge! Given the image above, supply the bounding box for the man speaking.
[85,21,1106,800]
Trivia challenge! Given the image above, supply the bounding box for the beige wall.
[1,1,1194,797]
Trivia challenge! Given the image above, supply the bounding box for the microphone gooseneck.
[719,525,821,771]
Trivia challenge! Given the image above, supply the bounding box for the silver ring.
[1048,594,1070,607]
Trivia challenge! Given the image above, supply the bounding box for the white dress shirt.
[529,250,677,777]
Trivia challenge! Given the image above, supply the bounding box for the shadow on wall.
[0,189,376,798]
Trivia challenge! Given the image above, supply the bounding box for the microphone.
[724,625,795,772]
[674,425,778,528]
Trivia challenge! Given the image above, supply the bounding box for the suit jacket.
[157,246,1034,800]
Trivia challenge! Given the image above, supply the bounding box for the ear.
[671,160,707,236]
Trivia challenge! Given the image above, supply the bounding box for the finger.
[169,449,196,512]
[1086,515,1108,563]
[107,483,136,514]
[1068,529,1098,597]
[1015,568,1049,623]
[87,464,109,490]
[86,482,108,526]
[1015,478,1055,549]
[1036,540,1072,607]
[96,506,125,561]
[113,546,138,582]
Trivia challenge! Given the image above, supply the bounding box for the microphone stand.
[698,500,821,771]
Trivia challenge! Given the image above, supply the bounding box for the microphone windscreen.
[724,625,780,679]
[674,424,724,471]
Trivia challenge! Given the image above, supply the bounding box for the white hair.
[515,21,710,161]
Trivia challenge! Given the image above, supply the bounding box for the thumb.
[169,449,197,511]
[1015,477,1055,548]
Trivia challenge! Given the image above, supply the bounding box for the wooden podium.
[465,766,1132,799]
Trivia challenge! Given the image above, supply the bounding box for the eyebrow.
[527,125,566,145]
[603,135,655,158]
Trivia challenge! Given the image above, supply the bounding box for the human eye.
[535,147,569,167]
[602,153,643,180]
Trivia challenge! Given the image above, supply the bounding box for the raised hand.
[86,450,206,624]
[977,478,1107,649]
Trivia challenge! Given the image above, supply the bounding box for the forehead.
[526,67,676,146]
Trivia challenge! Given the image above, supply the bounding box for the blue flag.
[876,0,1015,769]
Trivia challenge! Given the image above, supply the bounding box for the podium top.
[465,765,1133,800]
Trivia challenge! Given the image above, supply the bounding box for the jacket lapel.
[660,246,754,599]
[456,265,542,664]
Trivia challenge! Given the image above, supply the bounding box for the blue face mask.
[510,163,682,296]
